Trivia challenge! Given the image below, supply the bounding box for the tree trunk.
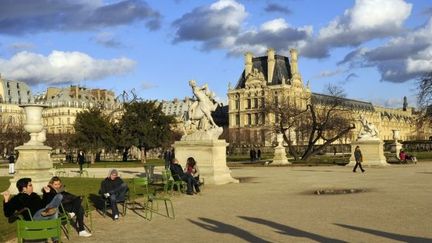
[90,152,95,164]
[283,131,299,161]
[302,125,355,161]
[140,147,146,164]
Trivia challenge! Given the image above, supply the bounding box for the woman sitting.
[185,157,201,186]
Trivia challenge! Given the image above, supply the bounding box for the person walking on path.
[353,146,365,173]
[77,151,86,173]
[8,152,15,174]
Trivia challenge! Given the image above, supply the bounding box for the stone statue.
[186,80,218,131]
[358,115,379,139]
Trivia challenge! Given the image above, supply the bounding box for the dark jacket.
[170,163,185,181]
[42,185,80,212]
[100,177,125,194]
[3,192,47,221]
[77,152,85,164]
[354,149,362,162]
[8,155,15,164]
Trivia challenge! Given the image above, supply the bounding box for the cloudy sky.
[0,0,431,107]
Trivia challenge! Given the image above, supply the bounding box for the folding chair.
[17,218,62,243]
[100,190,129,218]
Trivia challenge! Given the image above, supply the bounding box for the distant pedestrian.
[163,149,172,169]
[257,149,261,161]
[8,152,15,174]
[353,146,365,173]
[77,151,86,173]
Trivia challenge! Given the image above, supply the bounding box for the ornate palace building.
[227,48,431,150]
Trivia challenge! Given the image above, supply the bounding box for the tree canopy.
[417,72,432,126]
[118,100,176,162]
[70,108,115,162]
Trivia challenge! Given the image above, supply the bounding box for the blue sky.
[0,0,431,107]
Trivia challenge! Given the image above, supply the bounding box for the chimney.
[244,52,253,78]
[267,48,275,84]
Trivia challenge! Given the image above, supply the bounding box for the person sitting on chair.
[2,178,62,222]
[170,158,200,195]
[185,157,201,186]
[99,169,128,220]
[43,176,91,237]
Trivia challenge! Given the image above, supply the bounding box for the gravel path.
[6,162,432,243]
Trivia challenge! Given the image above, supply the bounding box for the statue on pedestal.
[358,115,379,140]
[186,80,218,130]
[183,80,222,141]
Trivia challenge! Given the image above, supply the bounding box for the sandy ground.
[4,162,432,243]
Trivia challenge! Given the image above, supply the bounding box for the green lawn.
[55,158,164,169]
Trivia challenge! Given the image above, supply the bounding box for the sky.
[0,0,431,108]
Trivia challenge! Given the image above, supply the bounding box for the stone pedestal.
[390,141,402,157]
[348,139,388,167]
[174,139,238,185]
[271,133,290,165]
[8,145,55,195]
[272,146,290,165]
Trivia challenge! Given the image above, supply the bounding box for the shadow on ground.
[189,217,271,243]
[239,216,346,243]
[335,223,432,242]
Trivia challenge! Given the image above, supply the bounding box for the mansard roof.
[312,93,375,112]
[235,55,292,89]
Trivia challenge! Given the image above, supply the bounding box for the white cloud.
[0,51,135,85]
[302,0,412,58]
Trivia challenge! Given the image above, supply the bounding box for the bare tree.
[417,72,432,127]
[265,84,355,161]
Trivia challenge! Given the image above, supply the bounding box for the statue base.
[8,145,55,195]
[347,139,388,167]
[272,146,290,165]
[174,139,238,185]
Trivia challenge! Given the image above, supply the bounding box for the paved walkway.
[5,162,432,242]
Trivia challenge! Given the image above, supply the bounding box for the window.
[17,83,20,88]
[6,82,9,88]
[235,99,240,110]
[236,114,240,126]
[247,114,251,125]
[247,99,251,109]
[254,98,258,108]
[255,113,259,125]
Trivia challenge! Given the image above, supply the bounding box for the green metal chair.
[131,176,175,220]
[164,170,186,195]
[17,218,62,243]
[100,189,129,218]
[58,203,72,239]
[82,196,93,232]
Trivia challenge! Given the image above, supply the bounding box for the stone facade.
[227,48,431,151]
[34,85,121,134]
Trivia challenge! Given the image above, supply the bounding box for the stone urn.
[21,104,47,146]
[8,104,54,195]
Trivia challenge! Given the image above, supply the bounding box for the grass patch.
[54,159,164,169]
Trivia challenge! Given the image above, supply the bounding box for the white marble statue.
[186,80,218,130]
[358,114,379,139]
[182,80,222,141]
